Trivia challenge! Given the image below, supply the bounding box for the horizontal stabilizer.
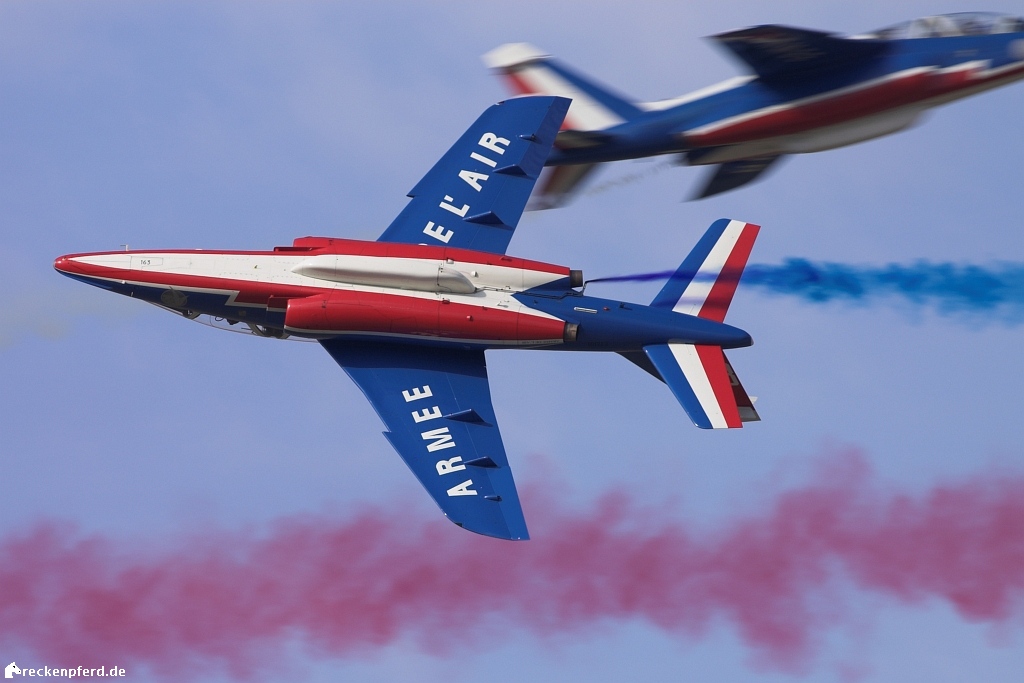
[620,350,759,424]
[724,353,760,422]
[644,343,744,429]
[651,218,760,321]
[618,350,663,381]
[712,24,889,83]
[693,156,783,199]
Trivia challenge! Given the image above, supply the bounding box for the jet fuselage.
[54,238,751,353]
[551,28,1024,167]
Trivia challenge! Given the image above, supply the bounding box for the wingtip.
[688,182,719,201]
[450,516,530,541]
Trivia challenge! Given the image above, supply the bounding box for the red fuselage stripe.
[286,290,565,341]
[686,67,1015,147]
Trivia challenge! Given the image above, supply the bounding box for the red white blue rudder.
[650,218,760,321]
[482,43,642,132]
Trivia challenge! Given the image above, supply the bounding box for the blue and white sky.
[2,2,1024,681]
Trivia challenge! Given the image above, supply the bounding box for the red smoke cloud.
[1,452,1023,678]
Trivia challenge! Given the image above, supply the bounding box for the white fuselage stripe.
[639,76,756,112]
[71,252,565,321]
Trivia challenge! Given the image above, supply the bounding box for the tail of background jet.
[625,219,761,428]
[483,43,644,209]
[482,43,643,131]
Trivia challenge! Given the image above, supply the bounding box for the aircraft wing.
[526,163,600,210]
[692,156,783,199]
[320,340,530,540]
[377,96,570,254]
[712,24,889,83]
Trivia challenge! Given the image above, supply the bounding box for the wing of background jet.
[377,96,569,254]
[320,340,530,540]
[712,24,889,83]
[526,163,600,210]
[692,155,783,199]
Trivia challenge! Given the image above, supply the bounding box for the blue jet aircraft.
[56,97,761,540]
[483,12,1024,204]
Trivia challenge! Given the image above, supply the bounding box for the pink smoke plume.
[1,452,1023,678]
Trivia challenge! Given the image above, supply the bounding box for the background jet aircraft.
[54,96,760,541]
[483,11,1024,205]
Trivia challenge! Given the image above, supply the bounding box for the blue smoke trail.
[589,259,1024,320]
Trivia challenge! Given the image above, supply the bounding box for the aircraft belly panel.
[780,107,923,153]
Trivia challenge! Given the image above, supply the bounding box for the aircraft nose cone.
[54,255,74,274]
[53,253,130,277]
[53,254,91,277]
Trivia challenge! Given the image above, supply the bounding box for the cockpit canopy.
[865,13,1024,40]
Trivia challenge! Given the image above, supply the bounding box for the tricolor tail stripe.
[500,65,624,131]
[651,219,760,320]
[695,222,759,322]
[693,345,742,428]
[482,43,641,132]
[643,343,743,429]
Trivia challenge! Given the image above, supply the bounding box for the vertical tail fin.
[482,43,643,132]
[633,219,761,429]
[650,219,760,321]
